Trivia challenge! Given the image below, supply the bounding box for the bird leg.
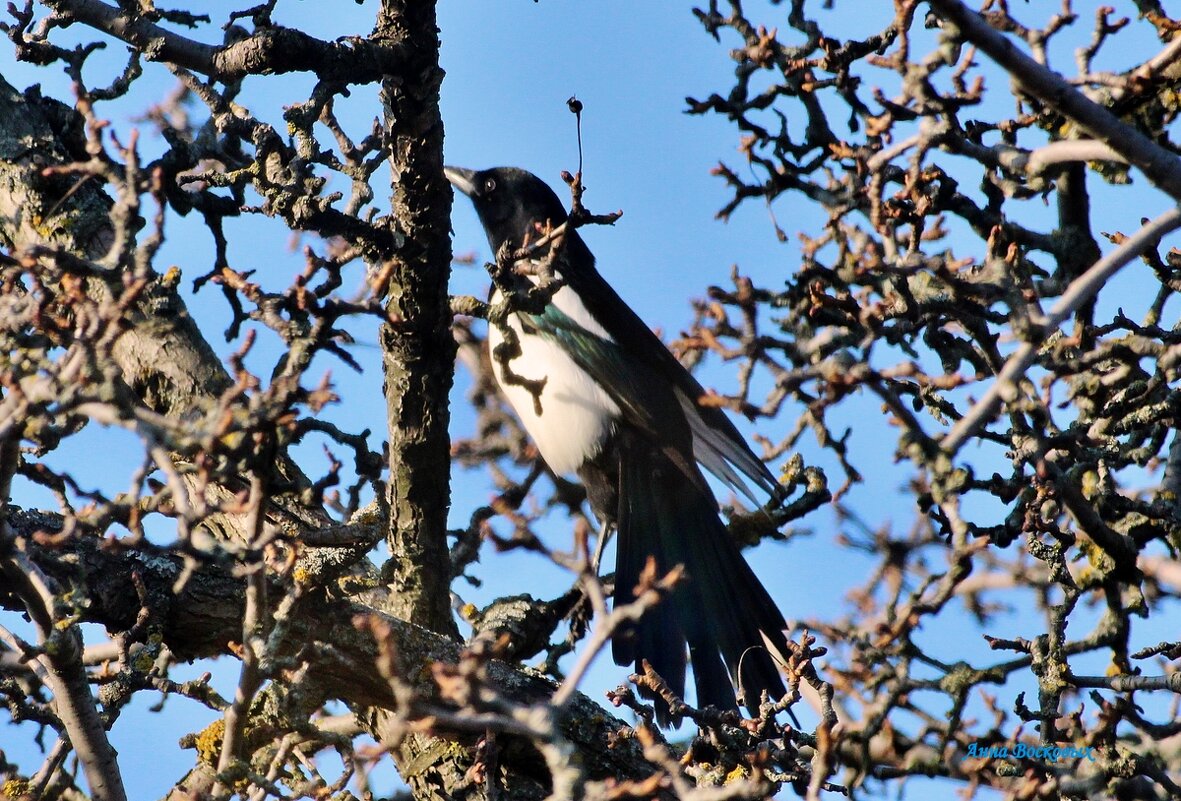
[590,519,613,575]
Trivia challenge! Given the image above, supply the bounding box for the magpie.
[446,166,792,725]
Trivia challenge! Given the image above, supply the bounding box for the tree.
[3,1,1181,800]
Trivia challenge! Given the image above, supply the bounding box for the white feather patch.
[489,281,619,475]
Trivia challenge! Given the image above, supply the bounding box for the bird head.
[444,166,570,255]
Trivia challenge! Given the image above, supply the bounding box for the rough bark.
[0,76,328,545]
[375,0,459,638]
[0,78,231,418]
[369,4,469,794]
[1,509,654,795]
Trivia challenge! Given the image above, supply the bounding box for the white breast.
[488,282,620,475]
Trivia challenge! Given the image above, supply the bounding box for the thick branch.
[929,0,1181,200]
[0,546,127,801]
[0,75,327,542]
[0,77,231,418]
[0,510,654,791]
[376,0,457,636]
[943,205,1181,451]
[43,0,407,83]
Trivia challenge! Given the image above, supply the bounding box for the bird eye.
[483,177,497,193]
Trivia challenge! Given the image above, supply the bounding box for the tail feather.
[613,451,687,719]
[610,435,788,725]
[685,509,790,709]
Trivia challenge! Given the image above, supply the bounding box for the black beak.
[443,166,477,197]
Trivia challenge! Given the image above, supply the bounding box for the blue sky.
[4,2,1181,799]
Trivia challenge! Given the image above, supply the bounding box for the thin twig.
[929,0,1181,200]
[944,205,1181,451]
[0,550,128,801]
[214,473,269,795]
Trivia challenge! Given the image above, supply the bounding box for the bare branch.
[944,205,1181,452]
[929,0,1181,200]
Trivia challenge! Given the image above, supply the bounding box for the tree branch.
[43,0,407,83]
[376,0,458,637]
[943,205,1181,452]
[929,0,1181,200]
[0,542,127,801]
[0,509,656,790]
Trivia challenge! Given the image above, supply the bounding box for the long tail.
[610,437,789,726]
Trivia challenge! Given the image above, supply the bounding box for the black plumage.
[446,166,791,725]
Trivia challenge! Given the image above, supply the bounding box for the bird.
[446,165,792,725]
